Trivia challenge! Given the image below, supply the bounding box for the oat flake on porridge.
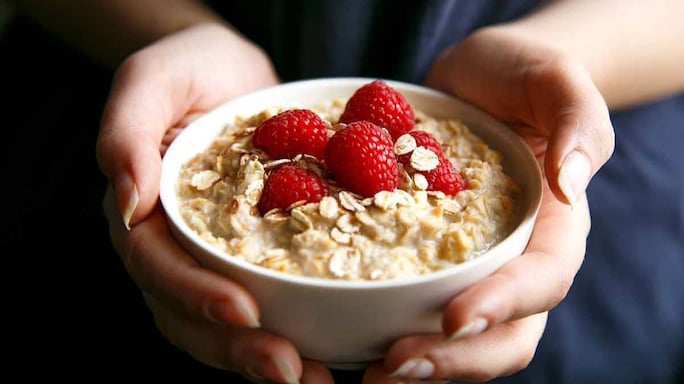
[176,99,520,281]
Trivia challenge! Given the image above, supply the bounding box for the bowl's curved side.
[167,211,534,364]
[160,78,543,364]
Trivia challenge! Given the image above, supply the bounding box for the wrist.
[499,0,684,109]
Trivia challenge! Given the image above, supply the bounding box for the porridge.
[175,82,520,281]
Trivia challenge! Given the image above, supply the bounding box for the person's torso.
[210,0,543,82]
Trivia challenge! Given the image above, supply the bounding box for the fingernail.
[115,173,138,230]
[558,150,591,208]
[389,357,435,379]
[448,317,488,341]
[273,358,300,384]
[207,300,260,328]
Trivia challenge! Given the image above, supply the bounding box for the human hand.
[96,23,335,383]
[360,26,614,382]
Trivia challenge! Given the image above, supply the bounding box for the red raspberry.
[325,121,398,197]
[252,109,329,160]
[396,130,466,195]
[257,165,331,215]
[396,130,444,166]
[422,157,466,196]
[339,79,415,141]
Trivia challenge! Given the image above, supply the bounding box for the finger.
[424,29,615,207]
[442,183,589,339]
[300,360,335,384]
[381,313,548,382]
[144,293,303,384]
[95,25,280,230]
[95,54,187,229]
[104,187,260,328]
[363,362,449,384]
[362,362,394,384]
[525,56,615,206]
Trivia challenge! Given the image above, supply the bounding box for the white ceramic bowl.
[159,78,543,369]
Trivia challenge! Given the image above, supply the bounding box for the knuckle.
[545,256,574,310]
[430,351,494,383]
[537,247,583,312]
[583,118,615,169]
[597,122,616,163]
[551,266,573,308]
[486,271,518,318]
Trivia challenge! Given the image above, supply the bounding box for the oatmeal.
[176,97,519,281]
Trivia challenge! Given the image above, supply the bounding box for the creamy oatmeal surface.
[176,99,520,281]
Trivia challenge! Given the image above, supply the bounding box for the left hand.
[362,25,614,382]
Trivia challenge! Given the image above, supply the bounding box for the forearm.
[9,0,225,68]
[502,0,684,109]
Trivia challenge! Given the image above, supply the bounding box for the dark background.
[0,14,369,383]
[0,15,201,379]
[4,12,681,384]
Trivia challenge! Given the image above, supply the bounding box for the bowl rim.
[160,77,543,290]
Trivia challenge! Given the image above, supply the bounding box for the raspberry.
[396,130,443,166]
[339,79,415,141]
[396,130,466,195]
[257,165,331,215]
[252,109,329,160]
[325,121,398,197]
[422,157,466,196]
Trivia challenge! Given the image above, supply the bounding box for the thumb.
[541,64,615,207]
[96,58,180,229]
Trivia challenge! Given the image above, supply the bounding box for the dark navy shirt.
[209,1,684,383]
[215,0,541,83]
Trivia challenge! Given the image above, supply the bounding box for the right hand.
[362,26,614,383]
[96,23,333,383]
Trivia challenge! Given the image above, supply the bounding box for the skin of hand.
[96,20,614,384]
[369,0,684,381]
[18,0,681,383]
[96,23,337,384]
[359,26,615,383]
[97,23,610,384]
